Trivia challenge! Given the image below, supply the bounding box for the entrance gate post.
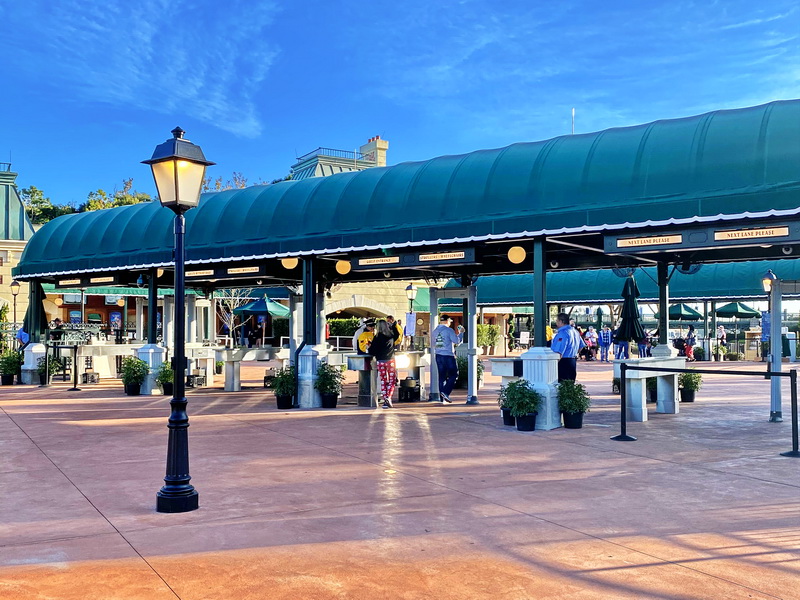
[520,238,560,429]
[138,269,166,395]
[466,284,479,404]
[428,287,440,401]
[651,262,672,357]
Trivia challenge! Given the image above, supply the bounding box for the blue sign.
[69,310,81,324]
[761,311,770,341]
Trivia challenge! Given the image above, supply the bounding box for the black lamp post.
[143,127,214,513]
[405,284,418,313]
[10,280,20,327]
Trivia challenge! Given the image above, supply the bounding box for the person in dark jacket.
[368,319,401,408]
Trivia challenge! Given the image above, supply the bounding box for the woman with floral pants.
[368,320,401,408]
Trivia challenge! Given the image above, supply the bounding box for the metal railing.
[0,162,11,172]
[294,147,372,162]
[612,363,799,458]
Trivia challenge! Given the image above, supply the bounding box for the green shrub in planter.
[37,356,63,377]
[314,363,345,395]
[271,366,296,397]
[477,324,500,349]
[500,379,543,417]
[454,356,484,388]
[724,352,743,361]
[678,371,702,391]
[646,377,657,391]
[215,360,224,374]
[155,362,174,386]
[120,356,149,386]
[0,350,22,375]
[557,380,591,413]
[693,346,705,360]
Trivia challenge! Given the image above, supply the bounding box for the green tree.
[20,186,75,224]
[81,179,151,212]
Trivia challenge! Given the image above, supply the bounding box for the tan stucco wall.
[0,240,29,323]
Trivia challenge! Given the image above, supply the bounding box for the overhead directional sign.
[351,249,476,271]
[606,221,799,254]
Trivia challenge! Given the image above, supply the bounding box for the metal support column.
[657,262,669,347]
[533,238,547,347]
[148,269,159,344]
[770,280,783,422]
[302,258,317,345]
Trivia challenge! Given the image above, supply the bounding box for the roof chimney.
[360,135,389,167]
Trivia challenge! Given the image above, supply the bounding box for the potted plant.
[0,350,22,385]
[215,360,224,375]
[557,380,591,429]
[314,362,344,408]
[120,356,149,396]
[646,377,657,403]
[678,371,702,402]
[612,377,621,395]
[497,384,515,426]
[501,379,543,432]
[693,346,705,361]
[272,366,296,409]
[36,355,63,385]
[455,357,485,389]
[155,361,174,396]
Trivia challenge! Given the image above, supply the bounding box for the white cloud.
[3,0,279,137]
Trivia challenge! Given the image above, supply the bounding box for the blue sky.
[0,0,798,206]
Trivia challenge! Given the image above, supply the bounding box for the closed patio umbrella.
[616,276,646,343]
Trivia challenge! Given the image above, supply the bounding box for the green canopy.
[15,100,800,279]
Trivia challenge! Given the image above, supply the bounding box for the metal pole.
[67,345,81,392]
[781,369,800,457]
[80,288,86,324]
[532,238,547,348]
[148,268,158,344]
[12,295,17,329]
[39,343,50,388]
[157,209,198,513]
[657,262,669,347]
[466,284,479,405]
[611,362,636,441]
[770,280,782,422]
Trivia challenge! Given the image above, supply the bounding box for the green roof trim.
[453,259,800,305]
[1,168,35,241]
[15,100,800,279]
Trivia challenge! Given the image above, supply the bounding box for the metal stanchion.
[781,369,800,457]
[39,343,51,388]
[611,362,637,441]
[67,345,81,392]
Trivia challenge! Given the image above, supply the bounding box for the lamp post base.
[156,490,199,513]
[769,411,783,422]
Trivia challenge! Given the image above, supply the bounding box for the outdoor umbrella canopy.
[233,297,290,318]
[654,303,703,321]
[616,276,646,342]
[714,302,761,318]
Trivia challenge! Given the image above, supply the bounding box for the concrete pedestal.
[137,344,167,395]
[650,343,676,358]
[615,356,685,422]
[20,343,46,385]
[489,358,522,388]
[520,347,560,430]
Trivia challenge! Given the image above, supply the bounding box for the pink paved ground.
[0,359,798,599]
